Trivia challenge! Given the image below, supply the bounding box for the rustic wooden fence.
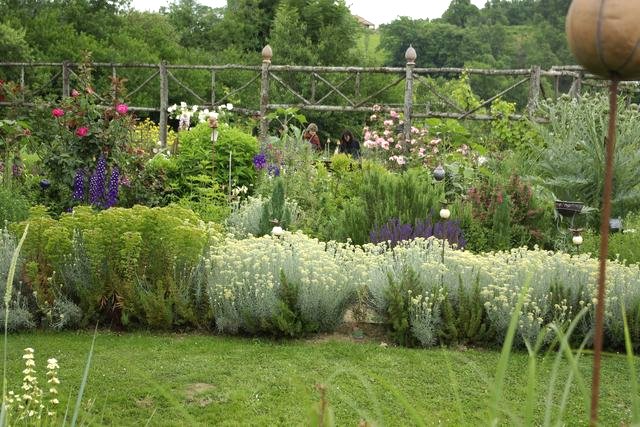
[2,45,639,147]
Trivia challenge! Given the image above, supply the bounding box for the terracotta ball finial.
[566,0,640,80]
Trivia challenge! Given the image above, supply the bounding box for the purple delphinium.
[267,164,280,177]
[72,169,85,201]
[105,166,119,208]
[89,156,107,207]
[370,217,466,249]
[252,152,267,170]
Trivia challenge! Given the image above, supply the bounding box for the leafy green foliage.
[335,165,444,244]
[172,122,259,192]
[535,94,640,221]
[383,268,423,347]
[259,178,292,235]
[465,175,553,252]
[582,212,640,265]
[439,276,493,345]
[14,205,217,330]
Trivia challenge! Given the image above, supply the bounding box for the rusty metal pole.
[590,78,618,427]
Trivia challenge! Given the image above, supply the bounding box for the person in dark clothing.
[338,130,361,159]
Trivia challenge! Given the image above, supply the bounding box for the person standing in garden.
[304,123,321,151]
[338,129,361,159]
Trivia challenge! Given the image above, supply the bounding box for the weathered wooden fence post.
[19,65,25,101]
[62,61,70,98]
[260,45,272,142]
[569,71,583,98]
[527,65,541,115]
[159,60,169,148]
[403,45,416,141]
[111,64,117,101]
[211,69,216,105]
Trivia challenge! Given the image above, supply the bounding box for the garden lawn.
[3,331,636,426]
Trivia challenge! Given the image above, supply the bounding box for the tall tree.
[442,0,481,28]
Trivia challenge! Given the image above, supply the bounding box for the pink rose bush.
[35,70,137,210]
[362,105,444,169]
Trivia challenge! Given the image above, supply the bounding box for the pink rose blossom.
[51,108,64,118]
[395,143,402,149]
[75,127,89,137]
[115,103,129,115]
[71,89,80,97]
[383,119,393,127]
[380,139,390,150]
[411,126,419,133]
[410,139,417,145]
[390,110,399,119]
[383,130,391,137]
[364,131,372,140]
[388,137,394,143]
[372,104,382,112]
[363,139,377,148]
[396,156,406,165]
[369,114,377,121]
[418,147,426,158]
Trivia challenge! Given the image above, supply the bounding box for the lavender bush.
[370,217,467,249]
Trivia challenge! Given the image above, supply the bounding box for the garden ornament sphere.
[572,235,584,246]
[271,226,284,237]
[439,208,451,220]
[39,179,51,190]
[433,165,445,182]
[566,0,640,79]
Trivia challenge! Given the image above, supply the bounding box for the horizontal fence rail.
[1,45,638,146]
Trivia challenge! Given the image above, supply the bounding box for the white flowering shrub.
[205,232,368,335]
[364,237,640,348]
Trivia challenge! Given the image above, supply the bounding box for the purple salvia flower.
[89,156,107,207]
[105,166,119,208]
[72,169,85,201]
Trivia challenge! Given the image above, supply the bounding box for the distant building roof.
[354,15,375,29]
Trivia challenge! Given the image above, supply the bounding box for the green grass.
[2,331,638,426]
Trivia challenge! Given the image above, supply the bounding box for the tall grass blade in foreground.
[621,302,640,423]
[545,308,590,425]
[71,323,99,427]
[489,277,529,426]
[523,328,549,426]
[1,224,28,422]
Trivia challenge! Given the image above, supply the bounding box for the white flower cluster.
[167,102,233,131]
[3,348,61,422]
